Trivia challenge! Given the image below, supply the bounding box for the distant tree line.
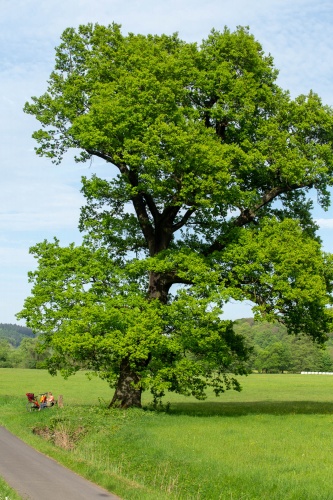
[1,321,333,373]
[0,324,49,369]
[234,319,333,373]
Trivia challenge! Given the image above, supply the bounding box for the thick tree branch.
[87,148,157,253]
[172,208,196,232]
[142,192,160,222]
[127,171,157,254]
[86,148,117,165]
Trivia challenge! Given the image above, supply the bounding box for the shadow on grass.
[168,400,333,417]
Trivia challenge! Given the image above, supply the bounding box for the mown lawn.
[1,369,333,499]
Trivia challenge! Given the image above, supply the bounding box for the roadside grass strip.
[0,475,22,500]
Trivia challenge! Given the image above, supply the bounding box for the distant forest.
[234,319,333,373]
[0,323,34,347]
[0,320,333,372]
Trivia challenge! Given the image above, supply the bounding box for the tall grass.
[0,475,22,500]
[1,369,333,499]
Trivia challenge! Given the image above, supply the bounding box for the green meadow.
[1,369,333,499]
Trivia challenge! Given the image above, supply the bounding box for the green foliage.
[0,475,22,500]
[0,327,50,369]
[0,339,13,368]
[19,24,333,406]
[0,323,34,347]
[18,240,248,399]
[235,319,333,373]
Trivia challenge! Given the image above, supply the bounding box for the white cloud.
[0,181,83,231]
[316,219,333,229]
[0,246,34,267]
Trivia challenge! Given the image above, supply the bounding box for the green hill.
[0,324,34,347]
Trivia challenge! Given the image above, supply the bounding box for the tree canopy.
[19,24,333,407]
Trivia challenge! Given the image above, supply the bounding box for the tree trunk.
[110,272,172,408]
[148,271,172,303]
[109,358,142,408]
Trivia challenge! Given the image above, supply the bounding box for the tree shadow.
[167,400,333,417]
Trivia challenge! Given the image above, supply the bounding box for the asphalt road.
[0,426,121,500]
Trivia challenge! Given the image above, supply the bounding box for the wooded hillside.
[0,324,34,347]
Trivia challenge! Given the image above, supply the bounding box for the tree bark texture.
[109,358,142,408]
[148,271,172,304]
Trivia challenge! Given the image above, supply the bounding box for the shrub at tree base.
[18,24,333,407]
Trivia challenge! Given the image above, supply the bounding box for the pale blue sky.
[1,0,333,323]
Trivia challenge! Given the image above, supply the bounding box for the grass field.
[1,369,333,499]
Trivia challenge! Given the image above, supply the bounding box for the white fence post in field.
[301,372,333,375]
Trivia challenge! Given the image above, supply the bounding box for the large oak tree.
[19,24,333,407]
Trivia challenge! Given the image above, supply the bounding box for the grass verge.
[0,476,22,500]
